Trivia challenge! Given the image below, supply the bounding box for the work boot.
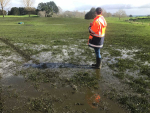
[92,58,97,67]
[92,58,102,69]
[92,63,96,67]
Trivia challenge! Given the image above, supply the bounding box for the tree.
[100,9,112,17]
[38,2,52,17]
[0,0,10,17]
[19,7,26,15]
[106,12,112,17]
[101,8,107,17]
[47,1,58,14]
[85,7,96,19]
[22,0,35,17]
[58,6,63,14]
[8,7,20,15]
[37,1,59,17]
[114,10,127,20]
[8,7,37,15]
[0,9,6,15]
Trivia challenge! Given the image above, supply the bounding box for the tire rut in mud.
[0,38,39,64]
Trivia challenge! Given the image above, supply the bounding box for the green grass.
[113,73,125,79]
[118,95,150,113]
[0,16,150,48]
[108,58,137,71]
[1,16,150,113]
[108,49,122,57]
[0,15,39,18]
[140,65,150,77]
[28,97,55,112]
[0,86,2,113]
[70,72,98,87]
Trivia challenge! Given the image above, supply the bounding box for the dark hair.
[96,7,102,15]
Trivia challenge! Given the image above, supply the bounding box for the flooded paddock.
[0,38,150,113]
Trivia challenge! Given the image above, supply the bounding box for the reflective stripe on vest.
[89,43,103,48]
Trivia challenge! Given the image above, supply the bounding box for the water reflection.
[86,69,101,109]
[1,67,127,112]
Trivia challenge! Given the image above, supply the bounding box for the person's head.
[95,7,102,15]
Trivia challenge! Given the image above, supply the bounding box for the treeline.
[0,1,59,17]
[0,0,129,19]
[37,1,59,17]
[85,7,127,20]
[85,7,112,19]
[8,7,39,15]
[53,10,85,18]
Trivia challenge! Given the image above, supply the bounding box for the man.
[88,7,107,69]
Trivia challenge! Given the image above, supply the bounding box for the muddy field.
[0,17,150,113]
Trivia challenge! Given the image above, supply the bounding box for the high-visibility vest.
[88,15,107,48]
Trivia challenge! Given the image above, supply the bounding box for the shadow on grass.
[23,63,93,69]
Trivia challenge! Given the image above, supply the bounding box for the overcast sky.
[5,0,150,15]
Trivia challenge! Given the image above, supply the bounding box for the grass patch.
[53,40,68,45]
[28,94,61,113]
[108,49,122,57]
[134,78,150,88]
[104,88,150,113]
[0,46,10,51]
[23,48,40,55]
[108,58,136,71]
[0,15,38,18]
[118,95,150,113]
[134,51,150,62]
[70,72,99,87]
[113,73,125,79]
[1,52,11,56]
[52,47,63,55]
[18,69,59,83]
[140,65,150,77]
[126,77,150,94]
[0,87,3,113]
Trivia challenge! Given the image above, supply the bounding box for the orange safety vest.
[88,15,107,48]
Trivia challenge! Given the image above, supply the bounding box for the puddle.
[103,48,141,63]
[144,61,150,66]
[116,48,140,59]
[14,43,51,51]
[31,51,53,63]
[1,69,127,113]
[0,42,24,78]
[102,48,148,78]
[23,63,92,69]
[30,45,89,65]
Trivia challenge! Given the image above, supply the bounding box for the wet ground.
[1,69,127,113]
[0,39,150,113]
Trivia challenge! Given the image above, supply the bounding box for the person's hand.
[90,22,93,26]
